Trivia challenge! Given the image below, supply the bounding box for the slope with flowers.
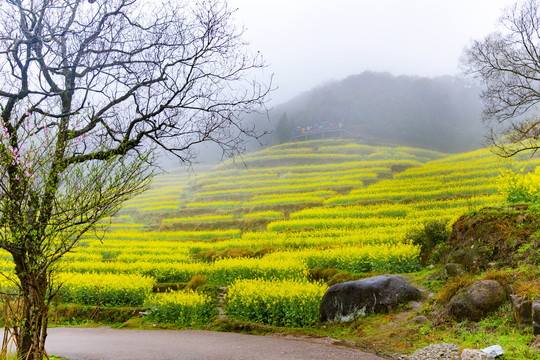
[0,139,539,357]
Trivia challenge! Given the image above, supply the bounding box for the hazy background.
[229,0,517,105]
[169,0,520,167]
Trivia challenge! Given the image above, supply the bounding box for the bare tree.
[0,0,269,358]
[462,0,540,157]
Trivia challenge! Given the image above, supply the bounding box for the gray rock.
[412,315,429,324]
[481,345,504,357]
[533,301,540,335]
[461,349,493,360]
[448,280,506,321]
[319,274,421,322]
[406,343,459,360]
[510,294,540,334]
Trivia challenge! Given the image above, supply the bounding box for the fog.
[164,0,520,168]
[228,0,517,105]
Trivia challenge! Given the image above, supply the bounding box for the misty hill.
[268,72,485,153]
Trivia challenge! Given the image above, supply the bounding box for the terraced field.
[1,139,538,328]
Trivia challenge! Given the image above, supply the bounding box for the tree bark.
[13,255,49,360]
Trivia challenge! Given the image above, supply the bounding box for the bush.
[406,220,450,266]
[186,274,207,290]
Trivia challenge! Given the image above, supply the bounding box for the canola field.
[1,139,538,327]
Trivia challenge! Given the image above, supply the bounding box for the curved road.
[32,327,386,360]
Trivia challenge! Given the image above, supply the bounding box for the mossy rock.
[447,280,507,322]
[445,204,540,272]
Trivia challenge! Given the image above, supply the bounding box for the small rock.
[406,343,459,360]
[461,348,493,360]
[412,315,429,324]
[408,300,423,309]
[445,263,466,277]
[481,345,504,357]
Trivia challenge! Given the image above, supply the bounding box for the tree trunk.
[13,258,49,360]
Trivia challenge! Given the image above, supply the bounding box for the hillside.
[1,139,539,359]
[264,72,484,153]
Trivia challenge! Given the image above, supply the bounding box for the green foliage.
[307,267,356,286]
[274,112,293,144]
[225,278,327,327]
[498,167,540,205]
[371,255,422,273]
[59,273,154,307]
[406,220,450,266]
[52,304,141,325]
[145,290,216,327]
[139,263,210,283]
[390,163,416,173]
[100,250,121,261]
[64,260,210,283]
[208,257,308,285]
[185,274,208,291]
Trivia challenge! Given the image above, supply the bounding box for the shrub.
[436,276,473,304]
[308,267,339,283]
[406,220,450,266]
[186,275,208,291]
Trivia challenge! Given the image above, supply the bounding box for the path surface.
[36,327,386,360]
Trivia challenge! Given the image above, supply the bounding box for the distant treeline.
[267,72,485,153]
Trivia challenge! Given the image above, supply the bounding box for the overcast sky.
[228,0,518,105]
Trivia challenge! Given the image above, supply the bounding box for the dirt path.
[33,327,386,360]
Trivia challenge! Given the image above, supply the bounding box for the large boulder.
[319,274,421,323]
[447,280,506,322]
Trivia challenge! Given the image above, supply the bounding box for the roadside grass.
[1,354,65,360]
[441,303,536,359]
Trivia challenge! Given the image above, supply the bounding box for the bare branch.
[462,0,540,156]
[0,0,270,357]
